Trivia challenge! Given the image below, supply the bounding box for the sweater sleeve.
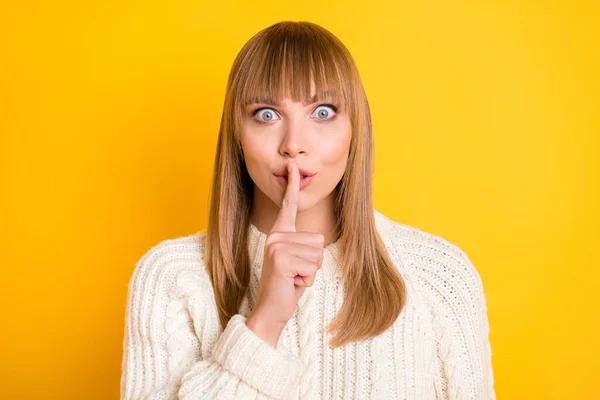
[432,248,496,400]
[120,242,307,400]
[178,314,307,399]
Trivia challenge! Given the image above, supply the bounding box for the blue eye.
[255,108,279,122]
[252,103,339,124]
[313,104,337,120]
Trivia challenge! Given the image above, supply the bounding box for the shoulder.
[374,208,486,310]
[134,230,207,265]
[126,230,211,303]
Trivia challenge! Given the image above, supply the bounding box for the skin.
[245,160,326,347]
[240,82,352,246]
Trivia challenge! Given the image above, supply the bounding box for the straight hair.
[205,21,406,348]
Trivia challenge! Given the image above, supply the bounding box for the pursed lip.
[274,166,316,177]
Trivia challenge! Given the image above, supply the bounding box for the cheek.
[240,137,279,193]
[243,152,268,184]
[320,132,351,168]
[241,135,270,171]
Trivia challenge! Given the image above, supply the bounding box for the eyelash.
[251,103,339,124]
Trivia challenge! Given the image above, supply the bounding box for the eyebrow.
[247,89,338,107]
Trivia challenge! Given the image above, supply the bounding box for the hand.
[247,160,325,343]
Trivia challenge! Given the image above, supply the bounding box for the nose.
[279,119,307,158]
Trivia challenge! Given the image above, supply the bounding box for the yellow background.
[1,1,598,399]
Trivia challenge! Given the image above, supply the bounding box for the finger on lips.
[271,160,299,233]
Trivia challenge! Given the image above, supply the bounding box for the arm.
[178,314,306,399]
[432,249,496,400]
[120,246,307,400]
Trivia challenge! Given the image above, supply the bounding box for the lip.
[275,174,315,190]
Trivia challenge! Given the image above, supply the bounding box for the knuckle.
[267,241,281,258]
[265,232,280,247]
[316,233,325,246]
[265,231,285,246]
[316,251,324,267]
[313,247,323,262]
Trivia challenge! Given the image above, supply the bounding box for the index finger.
[270,160,300,233]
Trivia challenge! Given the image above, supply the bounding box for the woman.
[120,21,496,400]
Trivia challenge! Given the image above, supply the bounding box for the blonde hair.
[205,21,406,348]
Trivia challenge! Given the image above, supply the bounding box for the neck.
[249,186,339,246]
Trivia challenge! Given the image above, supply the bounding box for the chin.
[289,193,322,212]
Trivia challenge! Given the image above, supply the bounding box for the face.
[240,84,352,213]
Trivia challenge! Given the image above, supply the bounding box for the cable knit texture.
[120,208,496,399]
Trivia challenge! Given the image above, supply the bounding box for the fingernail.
[287,161,292,173]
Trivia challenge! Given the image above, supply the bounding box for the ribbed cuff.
[211,314,307,399]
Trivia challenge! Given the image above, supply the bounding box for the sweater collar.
[245,209,388,281]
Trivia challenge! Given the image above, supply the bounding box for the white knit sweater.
[120,208,496,399]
